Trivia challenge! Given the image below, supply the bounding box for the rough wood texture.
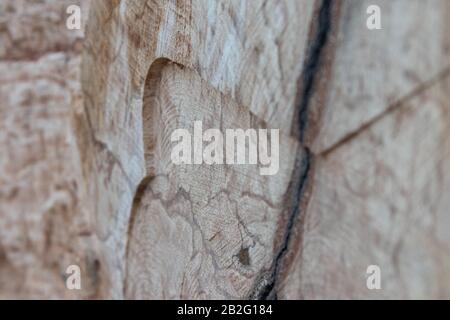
[0,0,97,299]
[1,0,450,299]
[309,0,450,153]
[125,61,301,299]
[279,0,450,299]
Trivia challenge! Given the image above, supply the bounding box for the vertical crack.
[249,149,312,300]
[298,0,332,143]
[249,0,333,300]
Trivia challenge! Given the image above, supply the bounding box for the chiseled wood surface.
[125,61,301,299]
[78,0,316,299]
[0,0,449,299]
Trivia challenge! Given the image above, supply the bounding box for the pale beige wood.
[280,73,450,299]
[309,0,450,153]
[77,0,317,299]
[276,0,450,300]
[124,61,301,299]
[0,0,99,299]
[1,0,450,300]
[0,0,314,299]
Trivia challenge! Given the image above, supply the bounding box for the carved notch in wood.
[124,59,302,299]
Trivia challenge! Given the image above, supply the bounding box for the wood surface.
[0,0,449,299]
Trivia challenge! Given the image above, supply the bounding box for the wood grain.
[124,60,301,299]
[281,72,450,299]
[1,0,449,299]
